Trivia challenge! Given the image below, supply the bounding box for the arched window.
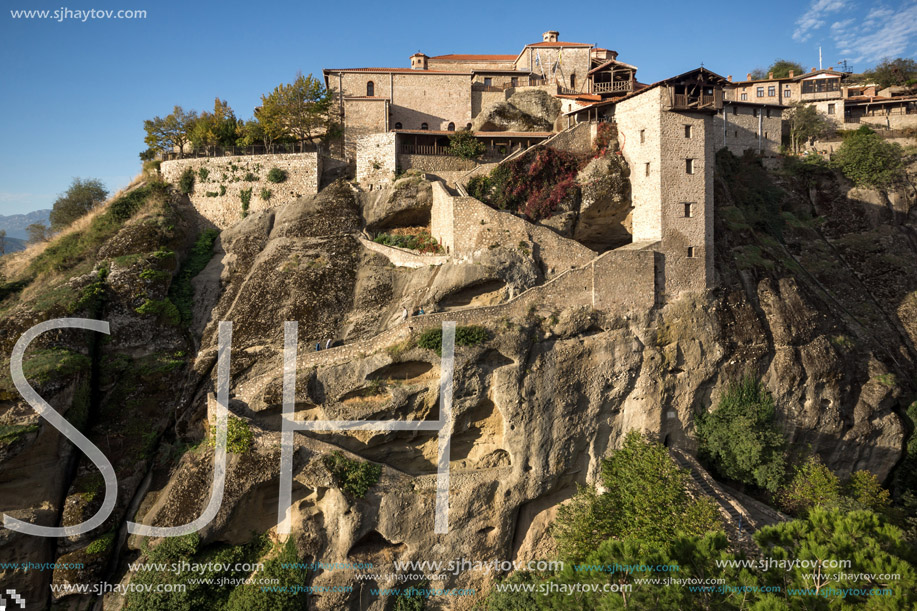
[465,123,472,130]
[447,122,455,131]
[366,81,374,96]
[420,122,429,130]
[570,74,576,89]
[394,122,402,129]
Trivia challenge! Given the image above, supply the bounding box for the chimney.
[828,66,834,71]
[811,67,817,72]
[746,73,752,81]
[768,71,774,79]
[410,52,428,70]
[788,70,795,78]
[543,30,559,42]
[727,75,733,82]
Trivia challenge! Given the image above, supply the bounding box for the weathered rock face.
[362,173,433,232]
[573,152,633,249]
[1,158,915,610]
[471,90,561,133]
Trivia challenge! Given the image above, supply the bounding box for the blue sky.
[1,0,915,217]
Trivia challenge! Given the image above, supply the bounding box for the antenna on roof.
[837,59,850,72]
[819,46,822,70]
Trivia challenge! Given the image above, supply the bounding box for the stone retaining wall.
[358,237,449,268]
[161,153,321,229]
[297,246,656,371]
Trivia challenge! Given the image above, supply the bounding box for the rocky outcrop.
[573,153,633,249]
[362,173,433,232]
[471,90,561,133]
[1,157,915,610]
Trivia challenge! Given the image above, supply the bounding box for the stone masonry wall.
[343,98,389,159]
[358,237,449,268]
[356,132,397,191]
[615,87,664,243]
[297,245,656,371]
[398,154,476,173]
[431,182,595,277]
[714,104,783,156]
[160,153,321,229]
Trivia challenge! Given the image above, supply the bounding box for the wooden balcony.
[593,81,633,94]
[671,89,723,110]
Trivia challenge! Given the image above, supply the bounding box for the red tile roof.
[430,54,516,61]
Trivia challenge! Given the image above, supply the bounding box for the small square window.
[756,87,764,97]
[684,125,692,138]
[640,129,646,143]
[483,77,492,86]
[683,202,694,217]
[784,89,792,97]
[732,105,738,115]
[740,93,748,101]
[685,158,694,174]
[687,246,696,258]
[827,103,835,115]
[645,162,650,176]
[767,86,776,97]
[734,130,738,137]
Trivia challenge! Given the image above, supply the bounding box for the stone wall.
[515,47,592,90]
[160,153,322,229]
[297,244,655,371]
[714,104,783,155]
[398,154,476,173]
[430,182,595,277]
[343,98,389,158]
[613,86,714,298]
[356,132,397,190]
[615,87,664,243]
[857,113,917,130]
[472,89,510,117]
[358,237,449,268]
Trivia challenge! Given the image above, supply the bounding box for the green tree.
[26,222,49,244]
[832,125,904,188]
[749,68,768,80]
[144,105,199,157]
[767,59,805,79]
[447,129,486,160]
[236,118,269,148]
[779,455,841,516]
[49,178,109,230]
[865,57,917,88]
[258,73,335,147]
[191,98,239,150]
[754,508,917,607]
[224,539,309,611]
[785,102,832,154]
[552,431,721,561]
[695,377,786,492]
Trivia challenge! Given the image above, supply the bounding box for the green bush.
[323,451,381,498]
[260,188,272,201]
[832,125,905,188]
[197,167,209,182]
[447,129,486,160]
[209,416,253,454]
[178,168,195,195]
[266,167,288,183]
[695,377,786,492]
[242,171,258,182]
[135,298,181,326]
[240,188,252,217]
[85,531,115,555]
[416,325,489,355]
[373,231,443,254]
[169,228,219,327]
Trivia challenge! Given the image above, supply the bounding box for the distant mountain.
[0,209,51,240]
[0,236,26,254]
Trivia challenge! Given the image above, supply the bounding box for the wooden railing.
[672,90,723,109]
[593,81,633,94]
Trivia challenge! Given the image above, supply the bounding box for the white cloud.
[793,0,849,42]
[843,3,917,62]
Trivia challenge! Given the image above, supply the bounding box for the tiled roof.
[526,41,593,48]
[430,54,516,61]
